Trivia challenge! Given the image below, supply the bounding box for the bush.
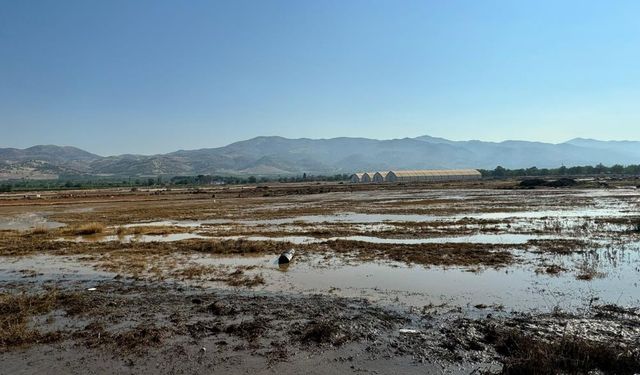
[74,222,105,235]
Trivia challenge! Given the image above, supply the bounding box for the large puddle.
[3,245,638,313]
[0,255,116,284]
[195,244,640,312]
[0,213,65,231]
[59,233,209,243]
[459,208,638,220]
[124,206,639,229]
[56,232,566,245]
[188,245,640,312]
[123,219,232,228]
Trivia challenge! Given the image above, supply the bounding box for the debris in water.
[278,249,296,264]
[399,328,420,334]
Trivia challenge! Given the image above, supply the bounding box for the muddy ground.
[1,179,640,374]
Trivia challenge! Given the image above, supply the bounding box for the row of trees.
[0,177,166,192]
[481,164,640,178]
[0,173,352,192]
[170,173,351,185]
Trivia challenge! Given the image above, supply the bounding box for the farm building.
[350,169,481,183]
[372,171,388,183]
[385,169,481,183]
[360,172,373,183]
[350,173,365,183]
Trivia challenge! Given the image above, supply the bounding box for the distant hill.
[0,145,102,179]
[1,136,640,179]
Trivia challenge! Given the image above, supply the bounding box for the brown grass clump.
[172,265,265,287]
[300,320,346,346]
[74,222,105,235]
[224,318,268,341]
[575,261,605,281]
[30,225,50,235]
[535,264,566,275]
[172,265,217,279]
[113,324,165,354]
[483,326,640,374]
[0,289,79,350]
[0,293,53,349]
[225,270,265,287]
[118,225,190,236]
[527,239,593,254]
[0,288,96,350]
[174,239,291,255]
[322,240,514,267]
[0,231,78,256]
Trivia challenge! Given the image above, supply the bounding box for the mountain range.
[1,136,640,180]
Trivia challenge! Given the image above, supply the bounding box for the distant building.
[372,171,388,183]
[350,173,365,183]
[350,172,372,183]
[350,169,481,184]
[385,169,481,183]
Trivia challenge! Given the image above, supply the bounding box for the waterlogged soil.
[1,281,638,374]
[1,181,640,373]
[0,282,499,374]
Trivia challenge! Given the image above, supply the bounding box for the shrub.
[74,222,105,235]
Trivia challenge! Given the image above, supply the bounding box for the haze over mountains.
[1,136,640,180]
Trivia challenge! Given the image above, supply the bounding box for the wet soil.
[1,179,640,373]
[2,281,638,374]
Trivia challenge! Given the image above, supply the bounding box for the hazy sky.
[1,0,639,155]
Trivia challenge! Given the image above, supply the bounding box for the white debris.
[399,328,420,334]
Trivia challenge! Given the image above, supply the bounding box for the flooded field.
[1,181,640,373]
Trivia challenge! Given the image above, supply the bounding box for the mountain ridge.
[1,135,640,179]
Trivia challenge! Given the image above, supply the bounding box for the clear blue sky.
[1,0,639,155]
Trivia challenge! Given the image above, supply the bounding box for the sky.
[1,0,640,155]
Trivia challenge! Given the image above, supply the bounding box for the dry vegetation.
[0,288,92,350]
[171,265,265,287]
[72,222,105,235]
[527,239,596,254]
[30,225,50,235]
[321,239,515,267]
[484,325,640,374]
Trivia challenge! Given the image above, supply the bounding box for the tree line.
[480,164,640,178]
[0,173,352,192]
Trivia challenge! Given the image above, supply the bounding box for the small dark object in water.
[545,178,577,188]
[278,249,295,264]
[519,178,547,188]
[519,178,577,189]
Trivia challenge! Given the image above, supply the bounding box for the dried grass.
[484,326,640,374]
[0,289,89,350]
[73,222,105,235]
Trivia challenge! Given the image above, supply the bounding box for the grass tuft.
[30,226,49,235]
[74,222,105,235]
[300,320,345,345]
[484,326,640,374]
